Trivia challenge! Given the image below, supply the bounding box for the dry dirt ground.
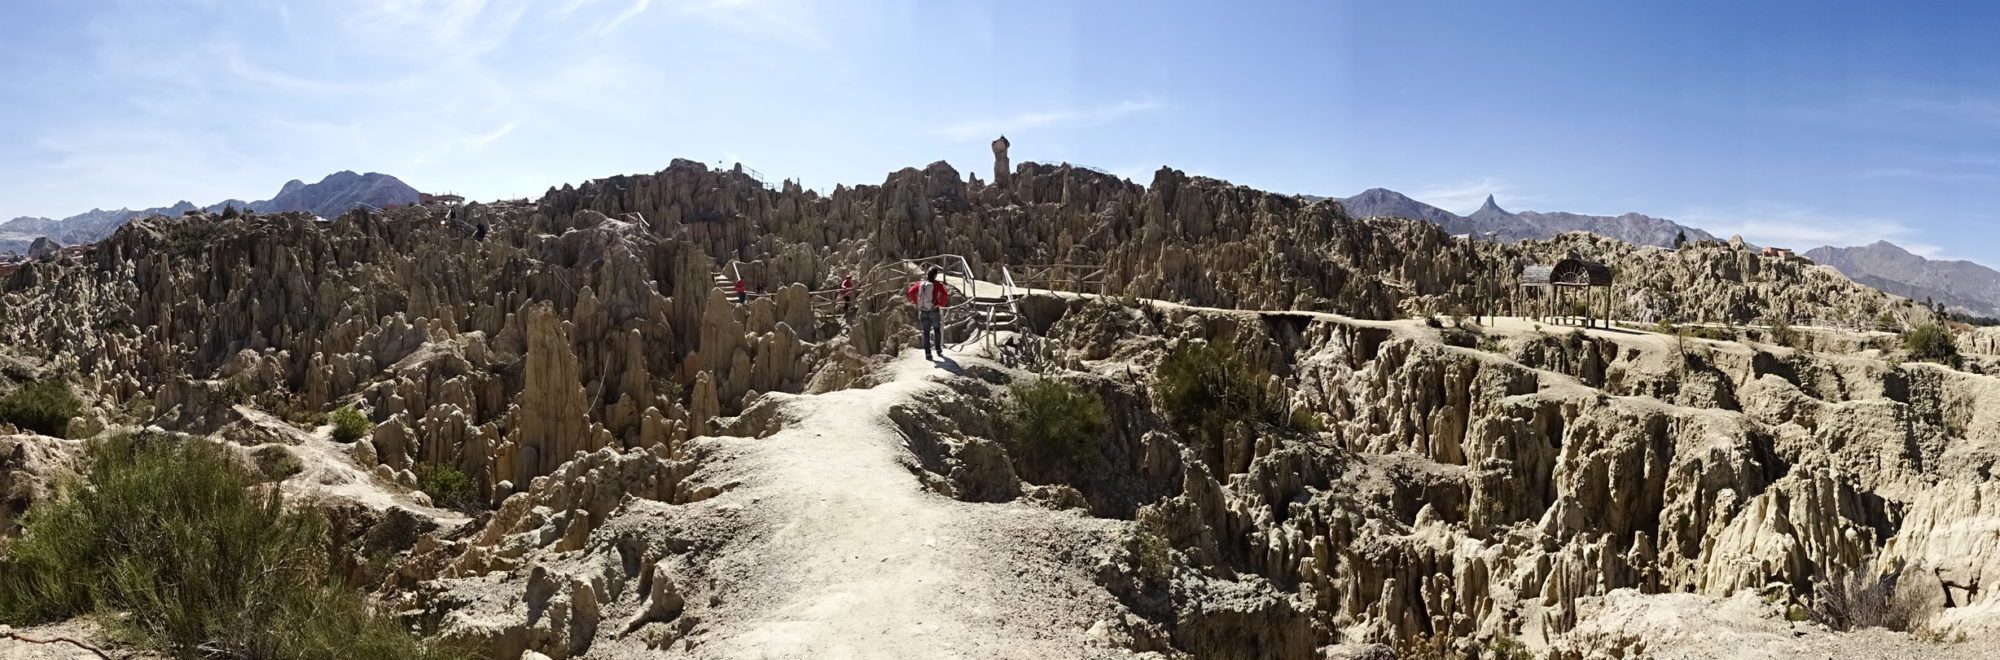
[672,349,1146,659]
[1,619,161,659]
[10,293,1992,659]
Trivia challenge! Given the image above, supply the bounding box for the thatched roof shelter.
[1521,258,1612,288]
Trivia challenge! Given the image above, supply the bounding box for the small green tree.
[1903,323,1959,367]
[0,379,84,438]
[330,405,370,443]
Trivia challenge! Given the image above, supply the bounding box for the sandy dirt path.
[689,345,1140,660]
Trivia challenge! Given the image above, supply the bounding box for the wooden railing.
[1011,263,1106,294]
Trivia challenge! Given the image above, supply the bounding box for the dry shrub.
[1812,559,1940,633]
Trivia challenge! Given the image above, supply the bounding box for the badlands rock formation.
[0,157,1991,659]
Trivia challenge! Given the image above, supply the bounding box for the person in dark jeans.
[904,267,949,359]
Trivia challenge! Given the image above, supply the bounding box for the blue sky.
[5,1,2000,263]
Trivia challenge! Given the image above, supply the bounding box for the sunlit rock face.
[0,157,1980,659]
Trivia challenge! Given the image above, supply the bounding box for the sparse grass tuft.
[0,379,84,438]
[330,405,370,444]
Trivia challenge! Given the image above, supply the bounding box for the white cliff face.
[0,158,1987,659]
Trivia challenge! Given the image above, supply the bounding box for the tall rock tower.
[992,135,1011,188]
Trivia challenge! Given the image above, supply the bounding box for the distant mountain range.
[1335,188,1717,248]
[1322,186,2000,318]
[1805,242,2000,318]
[0,171,420,254]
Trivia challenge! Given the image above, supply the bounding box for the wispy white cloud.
[4,0,832,219]
[681,0,826,48]
[1411,177,1528,214]
[217,44,389,95]
[598,0,653,34]
[345,0,531,64]
[933,99,1166,142]
[469,122,517,147]
[1887,96,2000,129]
[551,0,600,19]
[1852,166,2000,184]
[1853,152,2000,184]
[1680,202,1944,257]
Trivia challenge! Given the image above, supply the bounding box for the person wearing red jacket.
[734,278,748,304]
[905,267,950,359]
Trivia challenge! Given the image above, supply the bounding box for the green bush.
[330,405,370,443]
[252,445,305,482]
[1689,325,1735,341]
[1004,378,1107,469]
[0,434,475,660]
[0,379,84,438]
[416,462,482,512]
[1155,342,1314,451]
[1133,513,1174,583]
[1766,318,1800,349]
[1490,636,1535,660]
[1903,323,1959,367]
[120,396,155,425]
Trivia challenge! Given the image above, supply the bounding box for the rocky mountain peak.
[1468,193,1515,221]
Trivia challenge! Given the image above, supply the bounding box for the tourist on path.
[905,268,949,360]
[840,273,857,312]
[735,278,748,304]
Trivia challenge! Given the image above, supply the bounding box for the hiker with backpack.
[905,267,950,360]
